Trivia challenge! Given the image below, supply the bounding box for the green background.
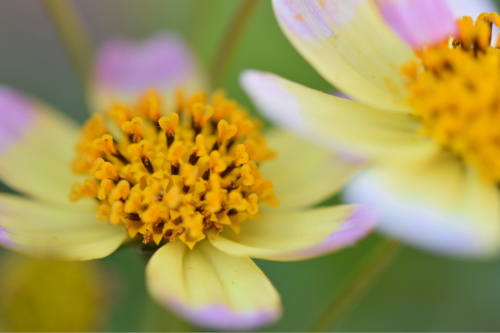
[0,0,499,331]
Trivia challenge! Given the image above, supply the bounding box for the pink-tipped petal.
[167,299,279,331]
[146,241,282,330]
[0,87,35,154]
[0,86,85,207]
[282,206,379,260]
[210,205,378,261]
[344,153,500,258]
[240,71,305,134]
[240,70,426,160]
[375,0,458,48]
[271,0,416,112]
[91,33,208,113]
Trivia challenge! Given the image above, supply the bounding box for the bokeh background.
[0,0,500,331]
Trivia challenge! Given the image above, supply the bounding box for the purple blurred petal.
[0,87,36,154]
[376,0,458,48]
[0,226,16,247]
[94,32,199,94]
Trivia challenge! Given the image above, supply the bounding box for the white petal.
[344,152,500,257]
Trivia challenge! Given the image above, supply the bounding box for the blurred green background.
[0,0,500,331]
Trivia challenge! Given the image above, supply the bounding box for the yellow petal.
[272,0,417,111]
[261,129,365,211]
[0,194,127,260]
[0,87,87,207]
[146,241,281,330]
[242,71,430,159]
[211,205,377,261]
[344,150,500,257]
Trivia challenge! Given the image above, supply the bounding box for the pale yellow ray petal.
[210,205,378,261]
[0,87,87,208]
[89,33,209,114]
[272,0,417,112]
[146,241,281,330]
[262,129,366,211]
[0,194,127,260]
[344,151,500,257]
[242,71,432,159]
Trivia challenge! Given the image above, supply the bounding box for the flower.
[0,32,378,330]
[240,0,500,258]
[0,253,112,331]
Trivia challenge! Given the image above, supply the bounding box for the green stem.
[209,0,261,87]
[42,0,93,88]
[310,238,403,332]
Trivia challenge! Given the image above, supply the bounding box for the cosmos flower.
[0,33,378,330]
[241,0,500,258]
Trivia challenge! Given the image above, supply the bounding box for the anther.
[227,209,238,216]
[189,153,200,165]
[171,164,180,176]
[142,157,155,174]
[220,164,235,178]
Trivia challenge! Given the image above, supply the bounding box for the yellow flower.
[0,33,377,330]
[241,0,500,258]
[0,253,111,331]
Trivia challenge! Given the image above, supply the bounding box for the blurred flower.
[240,0,500,258]
[0,253,112,332]
[0,33,378,330]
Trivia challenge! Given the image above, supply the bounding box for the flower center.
[69,89,279,248]
[404,12,500,183]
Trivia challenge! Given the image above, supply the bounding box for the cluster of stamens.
[404,12,500,183]
[70,89,279,248]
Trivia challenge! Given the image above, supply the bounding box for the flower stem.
[310,238,403,332]
[209,0,261,87]
[41,0,92,88]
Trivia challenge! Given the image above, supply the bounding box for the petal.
[90,32,208,113]
[241,71,431,159]
[375,0,458,49]
[210,205,378,261]
[272,0,417,112]
[262,129,366,211]
[0,87,85,207]
[0,194,127,260]
[344,152,500,258]
[146,241,281,330]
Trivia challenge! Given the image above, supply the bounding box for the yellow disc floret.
[70,90,279,249]
[406,12,500,183]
